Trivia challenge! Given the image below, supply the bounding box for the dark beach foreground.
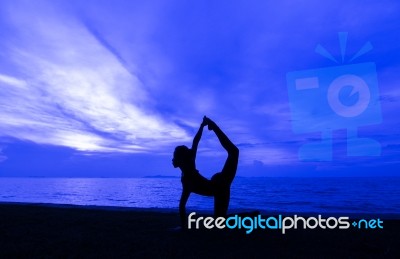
[0,203,399,258]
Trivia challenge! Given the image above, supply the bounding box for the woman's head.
[172,145,191,168]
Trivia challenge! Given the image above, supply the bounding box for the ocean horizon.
[0,176,399,216]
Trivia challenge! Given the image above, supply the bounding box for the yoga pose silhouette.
[172,116,239,228]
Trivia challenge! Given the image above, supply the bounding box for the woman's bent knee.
[229,146,239,159]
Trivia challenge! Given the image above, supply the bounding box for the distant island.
[142,175,179,178]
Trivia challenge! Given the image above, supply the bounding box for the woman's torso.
[181,170,214,196]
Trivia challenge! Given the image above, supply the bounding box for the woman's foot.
[205,117,217,131]
[201,116,208,127]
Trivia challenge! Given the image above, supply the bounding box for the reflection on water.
[0,177,399,214]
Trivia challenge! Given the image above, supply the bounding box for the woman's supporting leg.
[214,185,230,217]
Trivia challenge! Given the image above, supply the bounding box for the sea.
[0,177,399,216]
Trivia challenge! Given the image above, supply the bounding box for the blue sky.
[0,0,399,177]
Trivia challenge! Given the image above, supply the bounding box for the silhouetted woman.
[172,116,239,228]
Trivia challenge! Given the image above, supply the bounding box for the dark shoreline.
[0,203,399,258]
[1,201,399,219]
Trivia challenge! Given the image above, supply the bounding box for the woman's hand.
[201,116,208,127]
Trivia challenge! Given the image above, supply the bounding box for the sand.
[0,203,399,258]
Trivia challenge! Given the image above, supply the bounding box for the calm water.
[0,177,399,215]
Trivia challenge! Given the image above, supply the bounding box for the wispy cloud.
[0,2,189,153]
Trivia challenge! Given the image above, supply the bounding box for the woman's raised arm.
[191,116,207,160]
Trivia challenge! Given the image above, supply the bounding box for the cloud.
[0,74,28,88]
[0,2,189,153]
